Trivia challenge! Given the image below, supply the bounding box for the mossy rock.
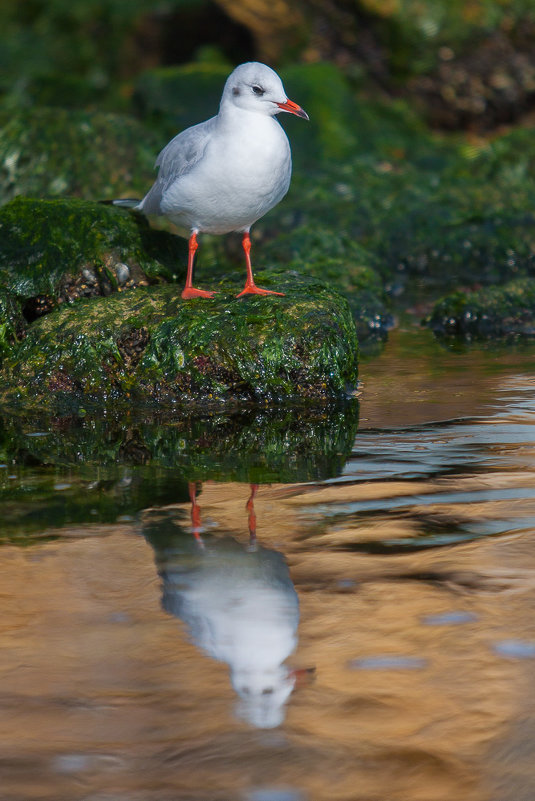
[276,63,359,164]
[425,277,535,339]
[2,72,123,112]
[0,288,24,361]
[0,275,359,411]
[0,197,186,319]
[256,226,391,341]
[0,107,161,204]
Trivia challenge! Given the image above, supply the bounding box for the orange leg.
[236,233,285,298]
[181,232,216,299]
[246,483,259,547]
[188,481,204,545]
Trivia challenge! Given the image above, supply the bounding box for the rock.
[260,111,535,297]
[0,273,359,412]
[0,107,161,204]
[0,197,186,323]
[425,277,535,339]
[256,226,392,343]
[0,288,25,362]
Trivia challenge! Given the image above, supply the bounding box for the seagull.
[142,491,302,729]
[133,62,309,299]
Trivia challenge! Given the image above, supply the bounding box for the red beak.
[276,98,309,120]
[288,667,316,688]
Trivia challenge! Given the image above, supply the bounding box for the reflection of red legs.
[181,232,216,299]
[288,667,316,688]
[246,483,259,547]
[236,233,285,298]
[188,481,204,546]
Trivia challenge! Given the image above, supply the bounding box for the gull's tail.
[100,198,141,209]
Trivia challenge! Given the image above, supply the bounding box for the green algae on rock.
[255,225,392,342]
[425,278,535,340]
[0,288,25,361]
[1,276,358,411]
[0,107,162,204]
[0,197,186,317]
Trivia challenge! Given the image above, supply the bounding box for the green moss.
[0,288,25,362]
[0,107,160,203]
[0,275,358,411]
[425,277,535,339]
[0,197,186,311]
[256,226,391,341]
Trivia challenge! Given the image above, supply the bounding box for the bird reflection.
[143,483,306,729]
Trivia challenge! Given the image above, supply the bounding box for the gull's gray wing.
[138,116,217,215]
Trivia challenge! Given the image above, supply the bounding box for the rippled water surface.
[2,328,535,801]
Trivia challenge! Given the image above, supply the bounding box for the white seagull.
[134,62,308,299]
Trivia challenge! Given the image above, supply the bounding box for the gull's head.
[221,61,309,120]
[232,666,296,729]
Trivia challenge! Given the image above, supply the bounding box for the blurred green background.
[3,0,535,131]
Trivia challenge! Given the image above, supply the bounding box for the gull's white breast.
[161,112,292,234]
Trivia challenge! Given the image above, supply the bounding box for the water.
[1,328,535,800]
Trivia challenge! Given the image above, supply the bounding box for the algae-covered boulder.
[0,288,24,360]
[1,276,358,412]
[0,108,160,203]
[425,277,535,339]
[0,197,186,321]
[256,227,391,342]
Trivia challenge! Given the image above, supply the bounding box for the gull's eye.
[251,85,265,96]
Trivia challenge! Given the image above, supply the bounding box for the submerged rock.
[425,277,535,339]
[0,275,358,411]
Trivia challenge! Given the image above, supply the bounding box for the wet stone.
[426,278,535,340]
[0,197,185,319]
[0,107,161,204]
[0,276,359,412]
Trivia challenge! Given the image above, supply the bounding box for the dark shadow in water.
[0,401,359,542]
[142,485,312,729]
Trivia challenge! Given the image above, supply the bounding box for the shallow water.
[2,328,535,801]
